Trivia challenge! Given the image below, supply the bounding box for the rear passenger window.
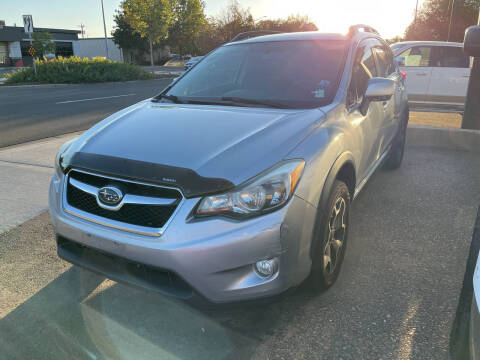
[360,48,377,78]
[398,46,433,67]
[374,47,395,77]
[439,47,470,68]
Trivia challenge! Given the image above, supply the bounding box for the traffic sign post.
[23,15,37,75]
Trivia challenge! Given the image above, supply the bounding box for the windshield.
[164,40,348,109]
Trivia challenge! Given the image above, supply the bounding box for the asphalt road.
[0,144,478,359]
[0,79,172,148]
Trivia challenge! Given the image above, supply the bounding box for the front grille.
[65,170,182,230]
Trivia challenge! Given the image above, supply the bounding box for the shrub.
[5,56,154,84]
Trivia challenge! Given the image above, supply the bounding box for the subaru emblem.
[98,186,123,206]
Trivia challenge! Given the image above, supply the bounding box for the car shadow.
[0,264,316,360]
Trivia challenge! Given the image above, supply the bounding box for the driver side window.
[347,43,376,108]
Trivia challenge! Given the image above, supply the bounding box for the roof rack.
[229,30,282,43]
[348,24,380,37]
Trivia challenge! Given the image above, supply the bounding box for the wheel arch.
[319,152,356,210]
[309,151,357,260]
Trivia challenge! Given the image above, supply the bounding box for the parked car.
[184,56,203,70]
[391,41,472,113]
[50,25,408,303]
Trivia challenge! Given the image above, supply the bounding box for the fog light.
[255,258,278,277]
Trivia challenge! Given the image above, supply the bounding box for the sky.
[0,0,425,39]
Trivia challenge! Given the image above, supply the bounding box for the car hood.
[62,100,324,198]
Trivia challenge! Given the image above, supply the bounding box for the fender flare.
[310,151,356,260]
[318,151,356,210]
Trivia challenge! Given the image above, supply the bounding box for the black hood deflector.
[66,152,235,198]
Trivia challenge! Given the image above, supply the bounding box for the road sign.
[28,46,35,57]
[23,15,33,34]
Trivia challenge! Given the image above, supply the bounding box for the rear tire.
[384,107,409,170]
[309,180,350,292]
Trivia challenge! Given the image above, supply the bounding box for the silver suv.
[49,25,408,303]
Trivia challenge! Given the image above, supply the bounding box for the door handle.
[416,72,428,76]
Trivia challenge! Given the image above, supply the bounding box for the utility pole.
[101,0,109,59]
[447,0,455,42]
[79,23,86,38]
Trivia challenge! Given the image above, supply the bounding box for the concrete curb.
[407,125,480,153]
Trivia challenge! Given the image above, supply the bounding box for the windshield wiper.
[153,94,182,103]
[220,97,291,109]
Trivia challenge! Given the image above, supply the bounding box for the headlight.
[196,160,305,219]
[54,139,75,179]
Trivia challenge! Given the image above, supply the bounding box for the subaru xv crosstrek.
[49,25,409,303]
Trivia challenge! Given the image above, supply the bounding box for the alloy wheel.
[323,197,347,276]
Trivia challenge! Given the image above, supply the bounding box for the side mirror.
[395,56,405,66]
[359,78,395,116]
[365,78,395,102]
[464,26,480,57]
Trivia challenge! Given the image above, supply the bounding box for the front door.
[372,41,401,153]
[346,40,384,181]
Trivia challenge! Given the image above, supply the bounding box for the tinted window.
[167,40,348,109]
[55,42,74,57]
[439,46,470,68]
[398,46,433,67]
[374,48,389,77]
[360,46,377,78]
[348,43,376,106]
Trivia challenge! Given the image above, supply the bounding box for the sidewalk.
[0,132,82,233]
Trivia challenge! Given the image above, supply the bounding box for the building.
[76,38,123,62]
[0,21,170,66]
[0,24,80,66]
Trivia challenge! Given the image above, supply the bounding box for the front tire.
[310,180,350,292]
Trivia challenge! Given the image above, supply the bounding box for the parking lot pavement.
[0,132,81,233]
[0,140,479,359]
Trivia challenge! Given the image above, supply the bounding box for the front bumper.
[49,174,317,303]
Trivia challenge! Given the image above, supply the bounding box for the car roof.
[225,31,352,45]
[391,41,463,47]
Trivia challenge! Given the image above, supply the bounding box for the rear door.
[397,46,435,106]
[427,45,471,110]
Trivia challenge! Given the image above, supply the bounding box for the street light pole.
[414,0,419,23]
[101,0,109,59]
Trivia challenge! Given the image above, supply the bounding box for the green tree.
[169,0,206,54]
[32,32,56,57]
[122,0,175,66]
[404,0,480,42]
[112,9,149,56]
[256,14,318,32]
[215,0,255,42]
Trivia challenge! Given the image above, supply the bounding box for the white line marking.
[56,93,136,104]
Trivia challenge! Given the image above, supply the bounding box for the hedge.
[5,56,154,84]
